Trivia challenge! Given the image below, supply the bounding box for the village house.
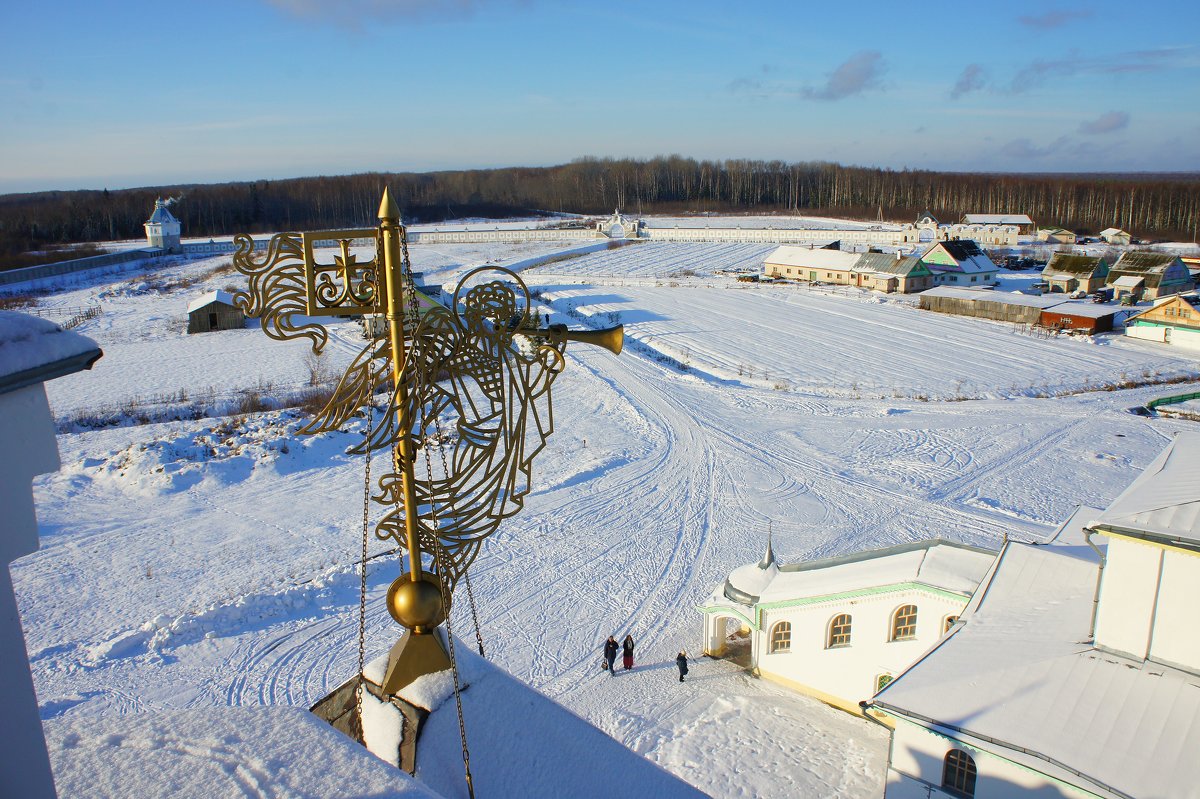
[762,246,862,284]
[1105,251,1192,301]
[1036,227,1077,245]
[1040,252,1110,294]
[763,247,934,294]
[919,241,998,286]
[187,290,245,334]
[854,252,935,294]
[1124,292,1200,349]
[1099,227,1132,246]
[870,432,1200,799]
[698,538,996,712]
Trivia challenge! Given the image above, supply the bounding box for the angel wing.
[230,233,328,352]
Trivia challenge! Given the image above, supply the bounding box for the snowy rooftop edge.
[0,311,102,394]
[871,541,1200,799]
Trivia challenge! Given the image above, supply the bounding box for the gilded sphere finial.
[386,573,446,631]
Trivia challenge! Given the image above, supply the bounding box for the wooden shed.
[187,290,245,334]
[1039,302,1119,334]
[918,286,1061,324]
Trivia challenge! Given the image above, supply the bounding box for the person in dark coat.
[676,650,689,682]
[603,636,619,675]
[622,634,635,671]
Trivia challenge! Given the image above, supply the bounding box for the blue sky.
[2,0,1198,193]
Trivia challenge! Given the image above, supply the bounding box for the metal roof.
[1113,251,1182,273]
[1090,431,1200,547]
[873,538,1200,799]
[145,199,180,226]
[1044,253,1107,276]
[962,213,1034,225]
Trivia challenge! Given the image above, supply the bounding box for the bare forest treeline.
[2,157,1197,266]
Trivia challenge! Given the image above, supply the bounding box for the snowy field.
[12,237,1200,797]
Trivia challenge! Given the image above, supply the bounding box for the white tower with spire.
[144,198,182,253]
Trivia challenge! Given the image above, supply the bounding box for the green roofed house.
[919,240,999,287]
[853,252,934,294]
[1106,251,1192,301]
[1041,252,1110,294]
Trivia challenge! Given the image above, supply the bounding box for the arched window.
[827,614,852,648]
[770,621,791,653]
[942,749,977,797]
[891,604,918,641]
[944,615,959,634]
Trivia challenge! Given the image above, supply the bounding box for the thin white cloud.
[949,64,986,99]
[1079,111,1130,135]
[1010,46,1195,92]
[265,0,523,24]
[1018,9,1093,29]
[802,51,885,101]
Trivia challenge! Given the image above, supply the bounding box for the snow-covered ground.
[12,236,1200,797]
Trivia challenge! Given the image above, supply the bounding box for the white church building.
[870,433,1200,799]
[699,538,995,713]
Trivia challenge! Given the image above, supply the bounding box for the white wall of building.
[1095,535,1200,671]
[1126,323,1200,350]
[754,588,967,708]
[885,721,1096,798]
[1094,536,1161,660]
[1,383,65,798]
[1151,548,1200,671]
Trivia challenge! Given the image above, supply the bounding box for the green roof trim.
[754,581,970,627]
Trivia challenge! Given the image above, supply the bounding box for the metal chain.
[462,568,485,657]
[399,230,487,658]
[354,356,375,739]
[431,536,474,799]
[398,226,475,798]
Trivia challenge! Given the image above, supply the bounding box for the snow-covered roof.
[1040,301,1121,319]
[723,540,996,608]
[187,290,238,314]
[1089,431,1200,546]
[873,539,1200,799]
[1112,275,1145,288]
[1113,251,1182,273]
[0,311,102,395]
[920,286,1066,308]
[1100,228,1128,237]
[855,252,924,276]
[1044,253,1107,276]
[44,707,437,798]
[962,214,1034,225]
[145,199,180,226]
[764,246,859,271]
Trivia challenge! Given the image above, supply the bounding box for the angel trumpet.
[531,323,624,355]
